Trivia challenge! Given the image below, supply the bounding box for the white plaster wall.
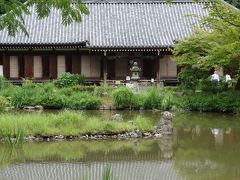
[57,56,66,77]
[81,56,91,78]
[10,56,19,78]
[90,56,101,77]
[159,55,177,78]
[33,56,42,78]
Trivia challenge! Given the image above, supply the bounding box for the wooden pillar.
[2,53,10,78]
[42,55,50,79]
[103,58,107,85]
[24,55,34,78]
[72,54,81,74]
[156,57,160,82]
[49,55,57,79]
[18,55,25,78]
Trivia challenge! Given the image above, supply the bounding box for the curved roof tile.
[0,1,208,49]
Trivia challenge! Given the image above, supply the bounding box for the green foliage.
[173,1,240,71]
[133,116,154,132]
[74,74,85,85]
[35,91,67,109]
[0,111,138,136]
[225,0,240,8]
[73,85,114,97]
[65,93,101,110]
[73,85,95,92]
[2,129,24,148]
[161,89,175,110]
[179,92,240,113]
[0,96,10,111]
[112,87,135,109]
[143,87,162,109]
[103,166,112,180]
[0,82,100,110]
[0,76,10,90]
[131,94,145,109]
[111,87,175,110]
[0,0,89,36]
[177,67,210,90]
[54,73,85,88]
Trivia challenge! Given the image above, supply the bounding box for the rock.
[154,133,163,138]
[111,114,123,121]
[55,135,64,140]
[23,106,35,111]
[23,105,44,111]
[35,105,44,111]
[143,132,152,137]
[130,132,139,138]
[156,111,173,136]
[34,136,43,141]
[161,111,173,120]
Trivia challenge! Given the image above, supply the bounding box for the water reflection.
[0,111,240,179]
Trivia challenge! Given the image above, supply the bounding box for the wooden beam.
[72,54,81,74]
[49,55,57,79]
[24,55,34,78]
[2,53,10,78]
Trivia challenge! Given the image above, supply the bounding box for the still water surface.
[0,111,240,180]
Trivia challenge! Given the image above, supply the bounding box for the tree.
[225,0,240,9]
[0,0,89,36]
[173,0,240,70]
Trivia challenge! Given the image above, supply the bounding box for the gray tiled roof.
[0,0,208,49]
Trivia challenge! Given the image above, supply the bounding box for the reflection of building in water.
[0,161,184,180]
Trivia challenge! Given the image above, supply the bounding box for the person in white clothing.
[211,71,220,92]
[225,74,231,82]
[211,71,220,82]
[225,74,232,88]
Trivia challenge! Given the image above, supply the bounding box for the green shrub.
[196,78,212,92]
[74,74,85,85]
[35,92,67,109]
[178,67,209,90]
[0,96,10,111]
[72,85,95,92]
[65,93,101,110]
[0,76,10,90]
[161,89,174,110]
[54,73,85,88]
[143,87,162,109]
[112,87,134,109]
[179,92,240,113]
[132,94,145,110]
[10,85,37,108]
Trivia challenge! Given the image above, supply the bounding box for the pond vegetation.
[0,111,154,139]
[0,111,240,179]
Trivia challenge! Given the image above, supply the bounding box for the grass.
[0,111,154,138]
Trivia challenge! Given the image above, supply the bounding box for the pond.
[0,111,240,180]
